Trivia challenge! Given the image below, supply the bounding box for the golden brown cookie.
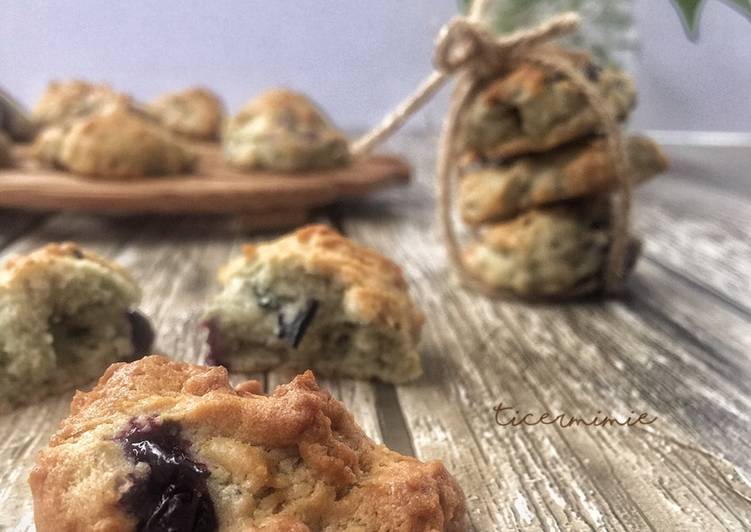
[33,103,196,179]
[460,135,668,225]
[149,87,225,141]
[0,242,153,413]
[32,80,129,127]
[29,356,468,531]
[463,198,640,298]
[223,89,350,172]
[461,51,636,161]
[204,224,424,383]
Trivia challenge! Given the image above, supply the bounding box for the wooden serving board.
[0,143,410,229]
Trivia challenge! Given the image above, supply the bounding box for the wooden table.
[1,132,750,531]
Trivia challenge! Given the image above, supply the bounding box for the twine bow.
[352,4,633,297]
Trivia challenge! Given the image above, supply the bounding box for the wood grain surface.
[0,143,410,226]
[0,134,749,531]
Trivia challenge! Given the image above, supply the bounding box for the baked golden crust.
[223,89,350,172]
[150,87,225,141]
[222,224,424,342]
[464,198,640,297]
[0,241,135,288]
[32,80,128,127]
[461,51,636,161]
[459,135,668,225]
[30,356,468,531]
[35,103,196,179]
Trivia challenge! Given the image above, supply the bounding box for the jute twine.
[351,2,632,297]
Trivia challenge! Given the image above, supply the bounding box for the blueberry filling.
[277,299,319,348]
[116,418,217,532]
[205,292,320,366]
[203,318,226,367]
[585,62,603,82]
[127,310,155,359]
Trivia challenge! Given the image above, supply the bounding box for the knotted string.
[352,5,632,297]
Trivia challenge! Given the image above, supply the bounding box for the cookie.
[463,198,640,297]
[203,224,424,383]
[460,135,668,225]
[0,242,153,412]
[0,87,36,142]
[29,355,468,531]
[32,80,128,127]
[0,131,12,167]
[223,89,350,172]
[461,52,636,161]
[149,87,225,141]
[33,103,196,179]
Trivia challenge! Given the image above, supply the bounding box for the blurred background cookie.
[32,103,196,179]
[463,198,640,298]
[149,86,225,141]
[223,88,350,172]
[461,49,636,162]
[0,242,153,412]
[204,224,424,383]
[460,135,668,225]
[32,79,130,128]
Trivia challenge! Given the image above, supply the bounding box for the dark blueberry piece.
[277,299,319,349]
[203,319,227,368]
[585,62,603,82]
[116,418,217,532]
[70,248,85,259]
[128,311,155,359]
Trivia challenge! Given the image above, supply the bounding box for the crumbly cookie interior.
[205,265,419,383]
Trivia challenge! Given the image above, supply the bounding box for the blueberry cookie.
[32,103,196,179]
[463,198,641,298]
[149,87,225,141]
[203,225,424,383]
[29,356,468,531]
[223,89,350,172]
[460,135,668,225]
[0,243,153,412]
[461,50,636,161]
[32,80,128,127]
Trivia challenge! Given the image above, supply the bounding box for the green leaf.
[672,0,704,38]
[721,0,751,19]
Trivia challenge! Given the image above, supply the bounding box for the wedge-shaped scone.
[30,356,468,531]
[223,89,350,172]
[150,86,225,141]
[464,198,640,298]
[461,52,636,161]
[32,80,128,127]
[0,243,153,412]
[32,103,196,179]
[204,224,424,383]
[460,135,668,225]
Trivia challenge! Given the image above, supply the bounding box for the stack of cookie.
[457,50,668,298]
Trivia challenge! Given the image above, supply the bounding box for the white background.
[1,0,749,132]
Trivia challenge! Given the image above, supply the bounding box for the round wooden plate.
[0,143,410,227]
